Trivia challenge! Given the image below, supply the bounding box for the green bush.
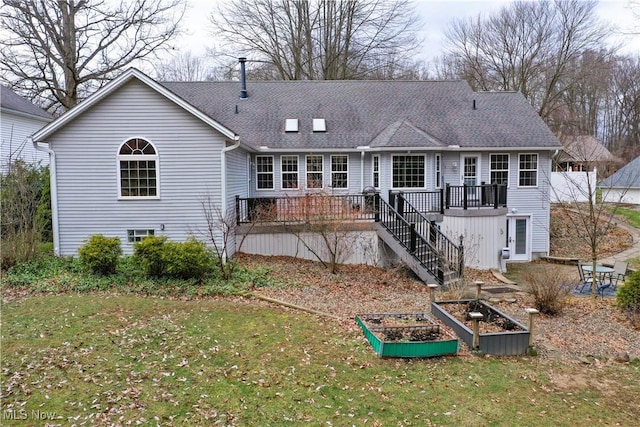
[163,238,212,280]
[133,235,168,277]
[78,235,122,275]
[616,270,640,315]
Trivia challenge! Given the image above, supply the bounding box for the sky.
[177,0,640,64]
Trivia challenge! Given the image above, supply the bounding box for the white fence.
[550,169,597,203]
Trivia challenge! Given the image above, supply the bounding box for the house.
[553,134,617,172]
[550,135,618,203]
[599,156,640,205]
[1,85,53,173]
[32,65,561,284]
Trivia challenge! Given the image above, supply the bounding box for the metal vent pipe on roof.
[239,57,248,99]
[473,99,476,110]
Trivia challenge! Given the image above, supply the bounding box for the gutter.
[31,138,60,255]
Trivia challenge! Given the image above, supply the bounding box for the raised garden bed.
[355,313,459,358]
[431,300,530,356]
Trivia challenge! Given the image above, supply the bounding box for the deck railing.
[236,194,379,224]
[391,183,507,214]
[236,193,464,286]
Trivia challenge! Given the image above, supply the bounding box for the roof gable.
[369,120,446,148]
[32,68,237,142]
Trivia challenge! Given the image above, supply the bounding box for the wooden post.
[469,312,483,351]
[525,308,539,347]
[427,283,439,311]
[475,281,484,300]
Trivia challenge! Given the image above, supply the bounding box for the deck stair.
[375,195,463,287]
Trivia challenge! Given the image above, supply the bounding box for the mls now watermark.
[2,409,57,421]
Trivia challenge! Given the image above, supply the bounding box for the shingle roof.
[161,80,561,151]
[599,156,640,189]
[1,86,53,120]
[557,135,617,163]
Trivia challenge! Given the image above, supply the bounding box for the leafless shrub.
[521,265,572,315]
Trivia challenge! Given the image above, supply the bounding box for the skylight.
[285,119,298,132]
[313,118,326,132]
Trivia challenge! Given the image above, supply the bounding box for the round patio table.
[581,265,614,282]
[581,265,614,274]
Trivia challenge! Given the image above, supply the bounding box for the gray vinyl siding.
[48,80,227,255]
[1,111,50,173]
[225,147,250,256]
[506,151,552,256]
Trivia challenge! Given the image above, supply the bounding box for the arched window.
[117,138,158,198]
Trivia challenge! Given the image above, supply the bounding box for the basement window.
[128,229,155,243]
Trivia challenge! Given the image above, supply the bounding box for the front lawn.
[2,295,639,426]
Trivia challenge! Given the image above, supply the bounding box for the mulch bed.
[436,300,525,334]
[241,254,640,360]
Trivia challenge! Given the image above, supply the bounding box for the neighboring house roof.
[556,134,616,163]
[1,86,53,121]
[599,156,640,189]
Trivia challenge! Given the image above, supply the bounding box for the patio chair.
[607,260,628,290]
[577,263,596,293]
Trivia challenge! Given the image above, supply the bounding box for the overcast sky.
[179,0,640,63]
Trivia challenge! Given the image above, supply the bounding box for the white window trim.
[117,137,160,200]
[280,155,299,190]
[434,153,442,189]
[305,154,324,189]
[330,154,349,190]
[255,155,275,190]
[127,229,155,243]
[372,154,380,189]
[391,154,427,190]
[518,153,539,188]
[490,153,510,188]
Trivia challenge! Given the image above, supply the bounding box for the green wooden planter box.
[356,313,459,358]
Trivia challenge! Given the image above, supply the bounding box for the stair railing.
[384,193,464,284]
[376,195,461,285]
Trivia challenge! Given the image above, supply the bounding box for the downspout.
[31,138,60,256]
[360,150,365,191]
[220,136,241,262]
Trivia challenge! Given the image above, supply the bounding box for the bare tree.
[154,51,219,82]
[209,0,422,80]
[602,55,640,154]
[198,193,263,281]
[1,0,185,113]
[440,0,610,122]
[550,146,639,298]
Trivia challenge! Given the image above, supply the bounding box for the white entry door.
[508,216,530,261]
[461,154,480,201]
